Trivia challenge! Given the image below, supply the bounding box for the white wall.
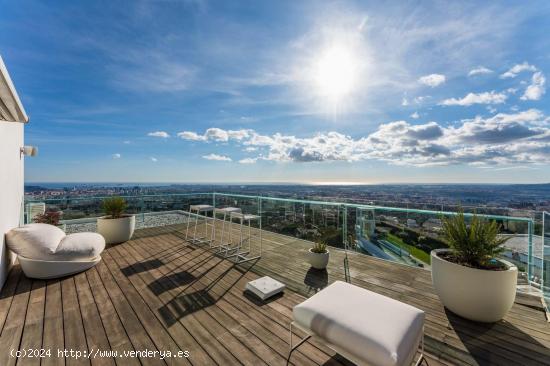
[0,121,24,289]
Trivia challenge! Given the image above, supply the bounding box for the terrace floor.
[0,223,549,366]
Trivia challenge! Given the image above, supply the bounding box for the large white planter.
[97,215,135,244]
[431,249,517,322]
[307,248,330,269]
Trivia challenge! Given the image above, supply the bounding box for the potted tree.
[308,241,330,269]
[431,211,517,322]
[97,196,135,244]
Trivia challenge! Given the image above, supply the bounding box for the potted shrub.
[308,241,329,269]
[431,211,517,322]
[97,196,135,244]
[34,211,66,231]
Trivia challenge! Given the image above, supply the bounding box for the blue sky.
[2,0,550,183]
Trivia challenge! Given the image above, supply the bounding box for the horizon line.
[25,181,550,186]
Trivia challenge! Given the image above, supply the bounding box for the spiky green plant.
[102,196,128,219]
[441,210,509,269]
[311,241,328,254]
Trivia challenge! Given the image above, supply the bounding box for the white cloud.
[244,147,258,152]
[147,131,170,138]
[520,72,546,101]
[500,62,537,79]
[178,128,253,142]
[418,74,446,87]
[410,112,420,119]
[177,131,205,141]
[123,140,131,144]
[439,91,507,106]
[401,97,409,106]
[150,157,158,162]
[468,66,493,77]
[112,153,121,159]
[181,110,550,167]
[239,158,258,164]
[202,153,232,161]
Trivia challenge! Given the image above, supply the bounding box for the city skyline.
[2,0,550,183]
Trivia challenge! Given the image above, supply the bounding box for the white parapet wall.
[0,121,24,289]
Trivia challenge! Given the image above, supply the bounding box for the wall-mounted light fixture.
[20,146,38,158]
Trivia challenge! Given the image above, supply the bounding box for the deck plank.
[18,280,46,366]
[42,279,66,366]
[93,262,166,366]
[73,272,115,366]
[0,266,22,333]
[0,273,32,366]
[84,268,140,366]
[0,223,548,366]
[61,276,90,366]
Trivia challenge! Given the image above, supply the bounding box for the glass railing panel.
[25,197,105,233]
[352,206,536,283]
[543,212,549,309]
[139,193,213,228]
[260,198,343,247]
[214,193,258,216]
[211,194,348,294]
[24,193,214,234]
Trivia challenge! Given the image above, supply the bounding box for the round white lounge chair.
[6,223,105,279]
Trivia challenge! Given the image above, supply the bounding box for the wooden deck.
[0,223,549,366]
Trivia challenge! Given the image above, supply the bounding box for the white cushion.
[6,223,65,260]
[6,224,105,262]
[55,233,105,261]
[293,281,424,366]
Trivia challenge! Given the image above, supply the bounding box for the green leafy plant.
[441,210,509,269]
[311,241,328,254]
[102,196,128,219]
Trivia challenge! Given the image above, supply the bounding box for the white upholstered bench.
[289,281,425,366]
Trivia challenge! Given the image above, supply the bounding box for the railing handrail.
[24,191,537,223]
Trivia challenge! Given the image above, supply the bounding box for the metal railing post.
[140,196,145,223]
[258,195,263,256]
[542,212,547,296]
[528,219,533,282]
[342,204,351,283]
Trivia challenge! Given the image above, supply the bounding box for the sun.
[314,45,358,101]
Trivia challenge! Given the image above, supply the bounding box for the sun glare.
[315,46,357,100]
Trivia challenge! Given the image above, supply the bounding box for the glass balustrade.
[543,212,549,308]
[354,206,538,280]
[24,192,545,305]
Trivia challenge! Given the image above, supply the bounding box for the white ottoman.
[291,281,425,366]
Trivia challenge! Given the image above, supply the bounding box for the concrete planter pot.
[97,215,135,244]
[308,248,330,269]
[431,249,517,322]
